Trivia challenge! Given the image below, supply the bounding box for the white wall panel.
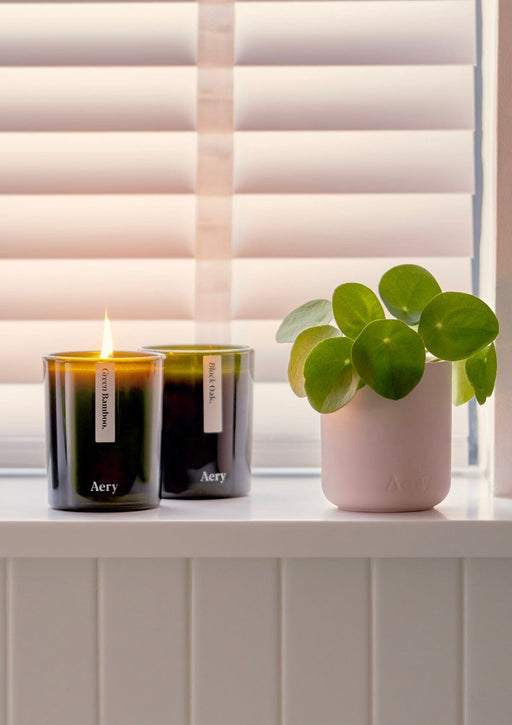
[10,558,97,725]
[374,558,462,725]
[0,561,5,725]
[465,558,512,725]
[282,558,370,725]
[100,558,189,725]
[192,558,280,725]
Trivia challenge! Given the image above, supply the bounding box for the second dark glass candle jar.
[141,345,254,498]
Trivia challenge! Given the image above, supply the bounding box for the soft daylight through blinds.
[0,0,477,468]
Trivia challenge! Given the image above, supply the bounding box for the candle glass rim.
[140,344,253,355]
[43,350,165,363]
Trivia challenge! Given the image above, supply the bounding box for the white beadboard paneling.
[0,133,196,193]
[374,558,462,725]
[0,3,198,66]
[234,131,474,194]
[0,68,197,131]
[0,260,195,321]
[192,558,280,725]
[0,561,5,725]
[235,66,474,131]
[235,1,476,66]
[282,558,370,725]
[10,558,97,725]
[0,195,196,259]
[100,558,189,725]
[465,558,512,724]
[232,257,472,320]
[233,194,473,259]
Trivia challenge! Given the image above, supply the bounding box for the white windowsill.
[0,474,511,558]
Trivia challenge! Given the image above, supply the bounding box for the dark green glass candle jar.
[141,345,254,499]
[44,351,164,511]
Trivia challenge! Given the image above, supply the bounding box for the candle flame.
[100,309,114,358]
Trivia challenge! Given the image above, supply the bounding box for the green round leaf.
[418,292,499,361]
[465,342,497,405]
[276,299,332,343]
[303,337,359,413]
[288,325,341,397]
[351,319,426,400]
[452,360,474,406]
[332,283,385,339]
[378,264,442,325]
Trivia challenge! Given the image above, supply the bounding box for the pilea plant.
[276,264,499,414]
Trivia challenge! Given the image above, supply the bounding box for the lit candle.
[44,314,164,511]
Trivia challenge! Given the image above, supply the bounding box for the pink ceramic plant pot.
[321,361,452,512]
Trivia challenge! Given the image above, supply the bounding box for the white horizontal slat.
[235,1,476,66]
[233,194,473,258]
[0,3,197,65]
[252,382,321,467]
[232,320,290,382]
[0,260,195,320]
[0,68,197,131]
[0,380,469,469]
[0,320,196,383]
[0,319,205,383]
[0,196,196,258]
[0,133,196,194]
[232,257,472,319]
[234,131,474,193]
[235,66,474,130]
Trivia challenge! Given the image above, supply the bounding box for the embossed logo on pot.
[386,474,430,493]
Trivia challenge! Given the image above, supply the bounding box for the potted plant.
[276,264,499,512]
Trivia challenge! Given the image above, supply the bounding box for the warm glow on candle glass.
[100,310,114,358]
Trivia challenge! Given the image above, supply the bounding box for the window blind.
[0,0,477,469]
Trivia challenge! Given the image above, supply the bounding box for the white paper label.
[95,363,115,443]
[203,355,222,433]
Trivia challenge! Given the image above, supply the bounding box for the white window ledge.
[0,474,511,558]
